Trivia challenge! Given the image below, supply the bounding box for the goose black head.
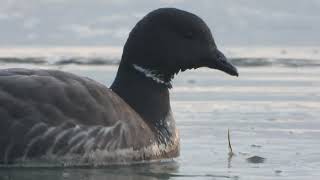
[121,8,238,87]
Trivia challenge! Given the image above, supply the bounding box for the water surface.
[0,59,319,179]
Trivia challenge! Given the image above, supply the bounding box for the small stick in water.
[228,128,234,156]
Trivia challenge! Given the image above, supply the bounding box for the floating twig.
[228,128,234,156]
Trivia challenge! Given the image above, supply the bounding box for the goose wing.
[0,68,153,164]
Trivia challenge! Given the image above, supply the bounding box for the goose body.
[0,8,237,166]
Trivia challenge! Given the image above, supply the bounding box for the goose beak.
[207,49,239,77]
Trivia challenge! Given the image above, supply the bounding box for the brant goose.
[0,8,238,166]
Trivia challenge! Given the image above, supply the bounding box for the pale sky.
[0,0,319,47]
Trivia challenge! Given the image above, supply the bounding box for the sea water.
[0,47,319,179]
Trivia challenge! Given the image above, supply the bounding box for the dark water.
[0,61,319,179]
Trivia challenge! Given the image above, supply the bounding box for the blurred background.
[1,0,320,62]
[1,0,320,46]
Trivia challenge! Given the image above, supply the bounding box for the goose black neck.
[110,60,173,142]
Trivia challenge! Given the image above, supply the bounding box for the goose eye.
[184,31,193,39]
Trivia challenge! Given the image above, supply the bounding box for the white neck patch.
[133,64,171,86]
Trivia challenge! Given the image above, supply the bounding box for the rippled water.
[0,62,320,179]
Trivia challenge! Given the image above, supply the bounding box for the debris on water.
[246,156,266,164]
[227,129,235,168]
[251,144,262,148]
[228,129,235,157]
[274,170,282,174]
